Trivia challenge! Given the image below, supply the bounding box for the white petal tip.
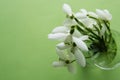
[48,33,67,41]
[63,3,72,16]
[67,64,76,73]
[52,61,65,67]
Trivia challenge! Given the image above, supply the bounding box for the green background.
[0,0,120,80]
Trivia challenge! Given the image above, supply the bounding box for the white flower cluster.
[48,3,112,73]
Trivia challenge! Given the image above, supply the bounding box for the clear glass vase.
[86,29,120,70]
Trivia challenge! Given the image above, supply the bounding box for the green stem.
[73,17,100,39]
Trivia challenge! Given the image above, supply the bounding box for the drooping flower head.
[63,4,73,16]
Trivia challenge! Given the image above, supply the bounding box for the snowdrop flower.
[48,33,69,41]
[75,9,96,28]
[88,12,98,18]
[81,18,96,28]
[74,47,86,67]
[52,48,76,73]
[96,9,112,21]
[51,26,69,33]
[49,3,116,72]
[72,36,88,67]
[80,9,88,15]
[63,3,73,16]
[57,36,88,67]
[75,12,87,19]
[55,34,88,67]
[52,61,76,73]
[48,26,69,41]
[56,35,72,50]
[75,9,87,19]
[55,32,88,51]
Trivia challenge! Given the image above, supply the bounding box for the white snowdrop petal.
[80,9,87,15]
[48,33,67,41]
[73,37,88,51]
[96,9,105,20]
[63,3,72,16]
[56,48,66,60]
[72,29,81,38]
[104,10,112,20]
[105,15,112,20]
[52,61,65,67]
[67,49,75,60]
[63,18,77,27]
[88,12,98,18]
[96,9,112,21]
[64,34,72,44]
[96,9,103,15]
[52,26,69,33]
[107,15,112,20]
[79,35,88,41]
[82,18,91,27]
[104,9,109,14]
[56,42,68,50]
[74,12,87,19]
[74,48,86,67]
[67,64,76,73]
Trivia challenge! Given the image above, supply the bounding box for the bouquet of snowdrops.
[48,3,118,73]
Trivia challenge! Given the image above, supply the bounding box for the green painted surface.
[0,0,120,80]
